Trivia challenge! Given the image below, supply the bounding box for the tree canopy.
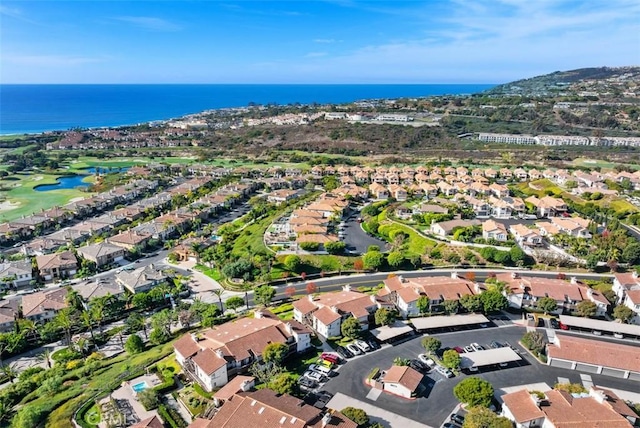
[442,349,461,370]
[463,406,513,428]
[421,337,441,354]
[262,342,289,366]
[254,285,276,307]
[537,297,558,314]
[453,377,495,407]
[341,317,361,339]
[341,407,369,427]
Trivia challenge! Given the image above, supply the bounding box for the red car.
[321,353,340,364]
[453,346,465,354]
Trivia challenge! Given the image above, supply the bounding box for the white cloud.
[114,16,182,32]
[313,38,336,44]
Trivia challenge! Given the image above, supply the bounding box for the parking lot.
[340,215,388,254]
[320,325,640,426]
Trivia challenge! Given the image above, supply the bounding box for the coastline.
[0,83,495,136]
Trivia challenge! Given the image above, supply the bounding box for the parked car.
[366,339,381,350]
[592,330,602,336]
[309,364,332,376]
[489,341,502,349]
[304,371,327,383]
[298,377,318,390]
[418,354,436,367]
[614,333,624,339]
[453,346,465,354]
[443,424,459,428]
[354,340,371,353]
[471,343,484,351]
[335,346,353,359]
[313,391,333,409]
[321,352,341,364]
[549,318,560,329]
[451,414,465,425]
[435,365,454,378]
[464,345,474,353]
[409,359,430,374]
[346,344,362,356]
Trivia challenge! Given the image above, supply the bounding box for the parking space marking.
[558,377,570,385]
[366,388,383,401]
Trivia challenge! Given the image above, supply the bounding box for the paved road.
[321,324,640,426]
[341,214,388,255]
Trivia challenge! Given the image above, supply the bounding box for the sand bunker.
[0,200,21,212]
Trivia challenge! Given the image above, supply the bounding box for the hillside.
[486,66,640,96]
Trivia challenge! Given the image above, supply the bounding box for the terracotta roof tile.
[548,335,640,373]
[383,365,423,392]
[502,389,545,422]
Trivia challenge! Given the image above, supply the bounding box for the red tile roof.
[502,389,545,423]
[383,365,423,392]
[548,335,640,373]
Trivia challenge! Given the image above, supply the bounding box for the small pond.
[34,166,129,192]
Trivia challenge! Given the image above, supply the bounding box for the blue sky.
[1,0,639,84]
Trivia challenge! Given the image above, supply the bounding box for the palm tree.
[80,310,95,344]
[55,308,75,346]
[1,363,18,384]
[65,287,85,313]
[91,299,106,334]
[37,348,52,369]
[211,289,224,312]
[17,319,38,342]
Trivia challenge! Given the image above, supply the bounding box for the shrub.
[125,334,145,354]
[342,407,369,427]
[158,403,188,428]
[138,389,160,411]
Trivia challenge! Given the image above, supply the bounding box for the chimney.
[308,294,314,302]
[511,272,519,279]
[343,284,351,292]
[284,322,293,334]
[570,277,577,285]
[255,310,263,319]
[240,379,254,392]
[191,333,199,342]
[633,271,638,279]
[589,387,607,404]
[321,413,332,428]
[215,349,224,358]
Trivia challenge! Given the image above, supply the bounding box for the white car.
[471,343,484,351]
[354,340,371,353]
[304,371,326,383]
[614,333,624,339]
[435,365,454,378]
[309,364,331,376]
[418,354,436,367]
[464,345,474,353]
[346,343,362,356]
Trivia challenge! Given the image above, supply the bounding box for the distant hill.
[486,66,640,96]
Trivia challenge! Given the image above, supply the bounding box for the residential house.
[292,286,381,337]
[482,220,508,242]
[488,196,513,219]
[430,219,480,238]
[77,242,126,268]
[73,277,125,301]
[0,300,18,333]
[267,189,299,205]
[36,251,78,282]
[0,260,33,289]
[501,387,634,428]
[107,230,152,251]
[21,238,62,256]
[174,311,312,391]
[369,183,389,200]
[380,365,423,399]
[115,264,168,293]
[613,272,640,324]
[436,182,456,197]
[489,183,510,198]
[513,168,528,181]
[495,273,609,316]
[378,273,478,318]
[190,388,357,428]
[525,196,568,217]
[418,183,438,198]
[550,217,592,238]
[509,224,543,246]
[387,184,407,201]
[129,416,164,428]
[21,287,69,323]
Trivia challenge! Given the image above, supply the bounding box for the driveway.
[322,324,640,426]
[341,215,388,254]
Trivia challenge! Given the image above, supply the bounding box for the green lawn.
[572,158,640,171]
[0,173,94,222]
[194,264,223,281]
[84,404,101,426]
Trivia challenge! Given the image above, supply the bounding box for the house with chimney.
[292,286,382,337]
[173,311,312,391]
[501,386,635,428]
[35,250,78,282]
[378,273,478,318]
[189,388,357,428]
[612,272,640,324]
[495,273,609,316]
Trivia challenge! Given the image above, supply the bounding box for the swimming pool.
[131,381,149,393]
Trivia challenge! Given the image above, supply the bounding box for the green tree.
[463,406,513,428]
[585,254,599,271]
[151,309,173,337]
[509,246,527,265]
[613,305,635,323]
[393,357,410,366]
[341,317,361,339]
[374,307,395,326]
[11,405,46,428]
[341,407,369,427]
[138,389,160,411]
[325,241,346,255]
[417,295,431,314]
[268,372,297,395]
[521,331,546,354]
[262,342,289,366]
[225,296,245,312]
[453,377,495,407]
[284,255,302,272]
[537,297,558,314]
[387,251,405,267]
[124,334,145,355]
[443,299,460,314]
[575,300,597,317]
[480,291,508,313]
[363,250,384,270]
[254,285,276,307]
[460,294,483,313]
[149,328,171,345]
[421,337,441,354]
[622,242,640,265]
[442,349,461,370]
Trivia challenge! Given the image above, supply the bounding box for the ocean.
[0,84,495,135]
